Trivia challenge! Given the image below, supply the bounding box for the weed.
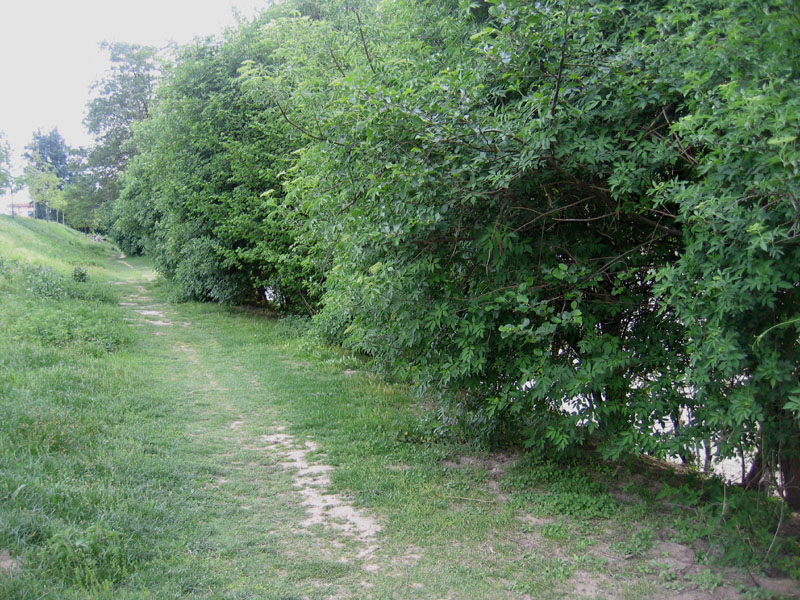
[34,523,134,587]
[611,528,654,558]
[686,568,723,593]
[656,563,685,592]
[738,585,786,600]
[506,456,619,519]
[636,561,658,575]
[72,266,89,282]
[659,480,795,570]
[572,553,608,572]
[25,264,67,299]
[509,555,574,596]
[540,521,571,541]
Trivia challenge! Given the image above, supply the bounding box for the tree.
[60,149,112,231]
[23,128,73,221]
[24,159,64,222]
[652,0,800,507]
[85,42,159,178]
[0,131,11,195]
[23,128,70,181]
[77,42,160,230]
[245,0,800,507]
[107,0,800,509]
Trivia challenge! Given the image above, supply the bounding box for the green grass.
[0,216,112,272]
[1,217,798,599]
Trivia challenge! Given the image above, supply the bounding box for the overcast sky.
[0,0,271,210]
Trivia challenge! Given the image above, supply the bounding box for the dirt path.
[112,258,800,600]
[115,263,389,592]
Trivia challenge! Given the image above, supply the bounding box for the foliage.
[24,128,72,182]
[659,479,799,574]
[59,161,109,231]
[0,131,12,195]
[246,0,695,458]
[267,0,800,503]
[102,0,800,508]
[506,455,619,520]
[69,42,162,231]
[84,41,159,179]
[111,15,318,308]
[650,0,800,506]
[23,128,74,222]
[71,266,88,282]
[1,262,127,353]
[24,159,64,220]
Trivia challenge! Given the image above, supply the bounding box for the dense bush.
[112,15,319,307]
[108,0,800,506]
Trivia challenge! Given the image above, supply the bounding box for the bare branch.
[272,96,346,147]
[353,8,376,75]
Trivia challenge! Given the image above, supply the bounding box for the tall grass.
[0,221,195,597]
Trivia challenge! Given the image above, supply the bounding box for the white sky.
[0,0,272,212]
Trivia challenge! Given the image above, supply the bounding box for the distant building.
[11,201,35,217]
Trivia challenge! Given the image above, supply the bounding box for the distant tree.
[84,42,159,191]
[24,158,64,222]
[71,42,160,231]
[23,129,73,221]
[23,128,70,182]
[112,18,316,307]
[0,131,11,195]
[61,148,111,231]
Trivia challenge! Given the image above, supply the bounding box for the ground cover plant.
[1,216,799,599]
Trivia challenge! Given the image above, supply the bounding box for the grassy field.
[1,215,798,599]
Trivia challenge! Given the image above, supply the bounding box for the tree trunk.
[741,451,764,491]
[780,444,800,511]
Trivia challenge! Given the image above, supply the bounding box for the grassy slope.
[0,216,798,599]
[0,216,109,270]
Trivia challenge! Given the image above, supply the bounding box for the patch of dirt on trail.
[135,309,166,317]
[570,572,615,598]
[119,286,175,327]
[261,428,382,567]
[0,549,19,573]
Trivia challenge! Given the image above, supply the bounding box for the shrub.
[71,266,89,282]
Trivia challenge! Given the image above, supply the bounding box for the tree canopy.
[23,128,74,221]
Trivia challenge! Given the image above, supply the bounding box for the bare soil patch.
[261,428,382,565]
[0,549,19,573]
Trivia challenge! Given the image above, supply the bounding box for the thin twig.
[272,96,346,146]
[353,8,376,75]
[335,189,362,215]
[327,42,347,78]
[760,500,785,568]
[550,1,572,118]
